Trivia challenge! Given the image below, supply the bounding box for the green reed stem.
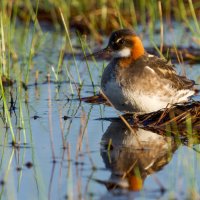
[0,77,15,142]
[188,0,200,34]
[56,37,65,79]
[130,0,138,29]
[18,86,26,143]
[60,9,82,85]
[0,13,6,75]
[115,2,123,28]
[0,148,15,199]
[178,0,195,34]
[26,0,41,85]
[78,34,96,94]
[65,61,74,95]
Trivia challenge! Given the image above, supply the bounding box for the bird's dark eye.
[109,37,126,50]
[116,38,125,45]
[119,39,125,44]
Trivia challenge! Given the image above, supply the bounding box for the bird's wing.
[147,56,195,90]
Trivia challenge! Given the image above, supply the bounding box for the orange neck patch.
[118,36,145,68]
[131,36,145,60]
[118,57,132,68]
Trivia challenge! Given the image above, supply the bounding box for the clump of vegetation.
[2,0,200,35]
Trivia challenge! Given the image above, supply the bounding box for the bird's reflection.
[100,120,179,191]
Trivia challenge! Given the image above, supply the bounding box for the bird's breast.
[101,65,135,112]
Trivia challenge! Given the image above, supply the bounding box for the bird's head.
[87,29,145,60]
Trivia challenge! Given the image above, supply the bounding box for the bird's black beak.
[85,46,112,59]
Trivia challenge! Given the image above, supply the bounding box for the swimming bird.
[87,29,195,113]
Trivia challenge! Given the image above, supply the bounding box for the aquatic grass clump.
[0,0,44,147]
[130,101,200,138]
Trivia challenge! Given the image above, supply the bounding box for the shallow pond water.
[0,24,200,200]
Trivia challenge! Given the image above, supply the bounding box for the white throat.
[113,48,131,58]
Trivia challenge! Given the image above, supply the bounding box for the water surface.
[0,24,200,200]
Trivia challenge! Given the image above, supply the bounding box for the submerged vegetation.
[0,0,200,199]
